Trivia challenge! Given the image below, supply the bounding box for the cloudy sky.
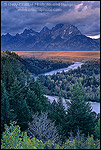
[1,1,100,39]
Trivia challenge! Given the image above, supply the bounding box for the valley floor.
[13,51,100,62]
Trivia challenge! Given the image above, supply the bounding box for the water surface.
[34,62,84,80]
[45,95,100,114]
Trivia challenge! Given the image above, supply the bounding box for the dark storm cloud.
[1,1,100,36]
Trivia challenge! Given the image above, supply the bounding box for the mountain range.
[1,23,100,51]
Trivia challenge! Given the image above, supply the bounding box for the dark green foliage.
[29,79,50,113]
[25,89,38,112]
[94,118,100,140]
[5,50,23,61]
[1,57,15,91]
[66,83,95,136]
[21,57,73,75]
[1,51,100,146]
[30,80,43,97]
[39,60,100,102]
[48,94,67,141]
[1,80,16,133]
[1,54,32,131]
[1,80,10,132]
[9,78,31,130]
[1,52,51,132]
[1,54,25,90]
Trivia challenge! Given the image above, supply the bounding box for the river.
[34,62,84,80]
[43,62,84,75]
[34,61,100,114]
[44,95,100,114]
[40,62,83,76]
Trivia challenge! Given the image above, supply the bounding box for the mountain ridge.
[1,23,100,51]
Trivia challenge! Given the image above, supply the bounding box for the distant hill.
[93,38,100,44]
[1,51,73,75]
[1,23,100,51]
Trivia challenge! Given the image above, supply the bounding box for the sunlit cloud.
[87,34,100,39]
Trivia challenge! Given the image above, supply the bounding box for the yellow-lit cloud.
[87,34,100,39]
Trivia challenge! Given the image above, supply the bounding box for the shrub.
[1,121,44,149]
[1,122,100,149]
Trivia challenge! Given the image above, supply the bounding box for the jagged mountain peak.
[1,23,100,51]
[40,26,50,35]
[16,33,20,36]
[41,26,49,31]
[54,23,64,28]
[50,23,82,40]
[23,28,35,33]
[2,33,12,41]
[51,23,79,31]
[20,28,38,37]
[4,33,12,37]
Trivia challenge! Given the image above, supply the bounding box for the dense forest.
[23,57,73,75]
[1,51,100,149]
[39,60,100,102]
[4,50,73,75]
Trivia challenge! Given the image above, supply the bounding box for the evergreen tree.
[1,80,10,132]
[49,93,67,141]
[1,58,15,91]
[30,80,43,97]
[17,96,31,130]
[29,79,49,112]
[9,78,31,130]
[94,118,100,140]
[1,80,16,132]
[55,93,66,126]
[66,82,95,137]
[25,69,30,86]
[9,78,23,108]
[26,88,38,113]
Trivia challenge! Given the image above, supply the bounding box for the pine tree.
[25,69,30,86]
[1,80,16,132]
[49,93,67,141]
[30,80,43,97]
[25,88,38,112]
[66,82,95,136]
[1,80,10,132]
[9,78,31,130]
[94,118,100,140]
[1,58,15,91]
[29,80,49,112]
[9,78,23,108]
[55,93,66,125]
[17,96,31,130]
